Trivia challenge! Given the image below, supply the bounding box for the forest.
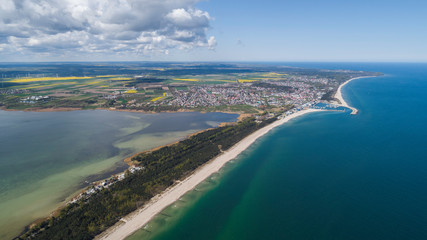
[18,116,277,240]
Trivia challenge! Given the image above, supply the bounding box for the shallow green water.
[0,110,237,239]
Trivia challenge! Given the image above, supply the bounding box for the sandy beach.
[96,108,323,240]
[334,76,374,114]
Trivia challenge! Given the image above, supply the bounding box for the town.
[110,74,337,113]
[0,63,379,114]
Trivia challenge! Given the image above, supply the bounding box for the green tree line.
[18,117,277,240]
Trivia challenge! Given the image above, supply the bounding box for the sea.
[0,110,238,240]
[127,63,427,240]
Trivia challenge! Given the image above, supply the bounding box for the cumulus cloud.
[0,0,216,57]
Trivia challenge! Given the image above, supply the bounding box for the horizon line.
[0,60,426,64]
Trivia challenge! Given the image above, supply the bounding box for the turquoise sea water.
[0,111,237,239]
[128,63,427,240]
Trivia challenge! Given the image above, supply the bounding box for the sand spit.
[334,76,375,114]
[96,108,323,240]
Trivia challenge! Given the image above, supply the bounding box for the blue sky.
[0,0,426,62]
[193,0,427,62]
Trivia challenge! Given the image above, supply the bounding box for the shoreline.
[0,106,251,115]
[334,76,375,114]
[11,76,372,238]
[123,117,245,167]
[123,126,235,167]
[96,108,323,240]
[14,109,242,237]
[0,106,194,114]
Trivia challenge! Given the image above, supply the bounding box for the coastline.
[10,76,372,238]
[123,127,230,167]
[0,106,192,113]
[12,109,241,238]
[96,108,323,240]
[123,117,244,167]
[0,106,249,115]
[334,76,375,114]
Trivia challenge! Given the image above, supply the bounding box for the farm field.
[0,62,378,113]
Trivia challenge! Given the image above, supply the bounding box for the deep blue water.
[128,63,427,240]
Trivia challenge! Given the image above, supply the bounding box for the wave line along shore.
[96,108,323,240]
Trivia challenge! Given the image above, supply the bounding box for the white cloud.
[0,0,216,58]
[167,8,193,23]
[208,36,217,50]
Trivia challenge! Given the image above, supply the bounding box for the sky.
[0,0,426,62]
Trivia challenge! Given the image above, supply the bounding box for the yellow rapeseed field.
[238,79,258,83]
[9,76,93,83]
[125,89,138,94]
[150,93,166,102]
[173,78,200,82]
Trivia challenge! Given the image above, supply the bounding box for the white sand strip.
[334,76,375,114]
[96,108,323,240]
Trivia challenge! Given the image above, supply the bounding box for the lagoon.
[0,110,237,239]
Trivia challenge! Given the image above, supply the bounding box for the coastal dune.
[96,108,323,240]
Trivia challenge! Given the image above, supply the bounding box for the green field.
[0,71,290,111]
